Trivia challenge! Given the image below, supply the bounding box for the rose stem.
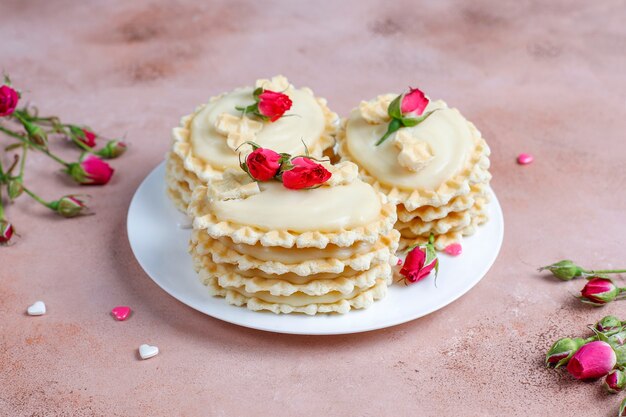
[0,126,69,166]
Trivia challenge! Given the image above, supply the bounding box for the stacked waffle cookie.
[338,94,491,250]
[187,162,399,315]
[165,75,338,212]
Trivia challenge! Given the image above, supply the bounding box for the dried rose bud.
[545,337,586,368]
[66,155,114,185]
[566,341,617,380]
[257,90,293,122]
[604,369,626,393]
[538,260,585,281]
[94,140,127,159]
[22,120,48,147]
[49,195,88,218]
[400,87,429,116]
[579,277,621,306]
[400,242,438,283]
[596,315,624,333]
[0,85,19,117]
[0,220,14,244]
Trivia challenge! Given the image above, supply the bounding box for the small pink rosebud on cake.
[0,220,14,244]
[579,277,621,306]
[604,369,626,393]
[596,315,624,333]
[400,87,429,116]
[245,147,282,181]
[0,84,19,117]
[281,157,332,190]
[95,140,127,159]
[566,341,616,380]
[545,337,586,368]
[49,195,89,218]
[258,90,293,122]
[400,242,438,284]
[66,155,114,185]
[538,260,584,281]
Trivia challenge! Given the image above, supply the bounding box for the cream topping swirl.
[345,100,475,191]
[210,180,382,232]
[190,86,326,170]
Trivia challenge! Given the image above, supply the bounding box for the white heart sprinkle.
[139,344,159,360]
[27,301,46,316]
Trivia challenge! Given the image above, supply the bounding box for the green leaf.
[252,87,263,98]
[400,109,437,128]
[387,94,403,119]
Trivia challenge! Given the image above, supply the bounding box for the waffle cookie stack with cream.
[337,91,491,250]
[187,161,399,314]
[166,75,339,211]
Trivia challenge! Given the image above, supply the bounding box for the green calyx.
[545,337,586,368]
[538,260,584,281]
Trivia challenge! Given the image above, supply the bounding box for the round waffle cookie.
[165,75,340,212]
[187,162,400,315]
[337,95,492,250]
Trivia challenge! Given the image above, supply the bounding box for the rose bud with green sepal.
[0,84,19,117]
[604,369,626,393]
[579,277,622,306]
[400,236,439,284]
[545,337,586,368]
[596,316,624,333]
[244,147,282,181]
[66,155,114,185]
[0,220,14,244]
[94,140,127,159]
[48,195,89,218]
[21,119,48,147]
[566,341,617,380]
[7,178,24,200]
[538,260,585,281]
[620,397,626,416]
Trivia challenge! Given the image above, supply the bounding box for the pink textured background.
[2,1,626,416]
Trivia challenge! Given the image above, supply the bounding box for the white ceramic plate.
[127,162,504,335]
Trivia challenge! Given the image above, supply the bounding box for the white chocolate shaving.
[214,113,264,151]
[358,94,395,124]
[208,169,260,201]
[394,130,434,173]
[255,75,292,92]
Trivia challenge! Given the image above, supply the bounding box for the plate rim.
[127,161,504,335]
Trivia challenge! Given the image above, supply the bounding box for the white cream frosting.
[345,100,475,191]
[190,86,326,170]
[209,180,382,233]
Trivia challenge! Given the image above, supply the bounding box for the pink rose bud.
[80,129,97,147]
[596,315,624,333]
[545,337,586,368]
[400,243,438,283]
[0,85,19,116]
[400,87,429,116]
[0,220,14,244]
[245,148,282,181]
[281,157,332,190]
[67,155,114,185]
[257,90,293,122]
[95,140,127,159]
[50,195,89,218]
[566,341,617,380]
[579,277,621,305]
[604,369,626,393]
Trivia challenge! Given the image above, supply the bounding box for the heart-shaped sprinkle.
[111,306,131,321]
[444,243,463,256]
[139,344,159,360]
[517,153,533,165]
[27,301,46,316]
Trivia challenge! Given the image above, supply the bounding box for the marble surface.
[2,1,626,415]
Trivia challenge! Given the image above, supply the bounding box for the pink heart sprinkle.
[111,306,131,321]
[517,153,533,165]
[444,243,463,256]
